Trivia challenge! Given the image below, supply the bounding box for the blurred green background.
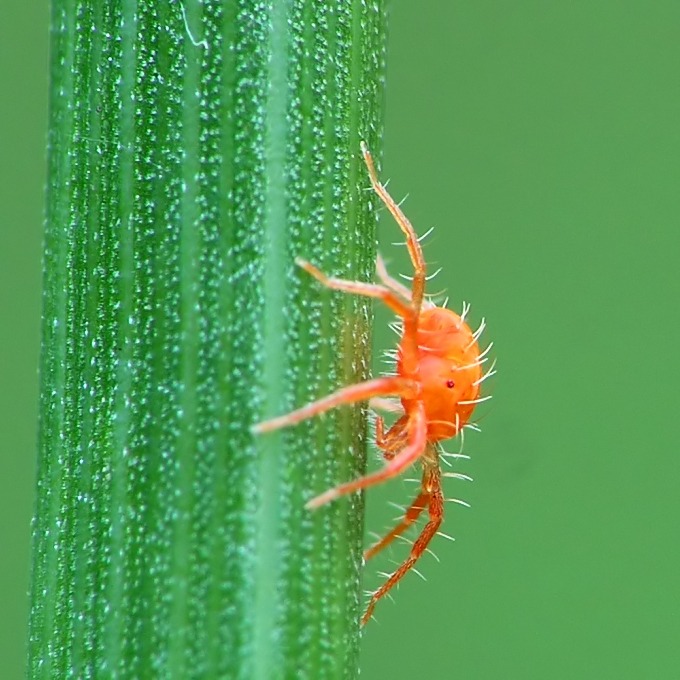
[2,2,679,679]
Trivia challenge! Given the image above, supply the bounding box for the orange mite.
[253,142,494,625]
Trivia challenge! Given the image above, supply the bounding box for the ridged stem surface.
[29,1,385,677]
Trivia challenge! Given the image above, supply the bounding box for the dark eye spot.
[446,380,455,388]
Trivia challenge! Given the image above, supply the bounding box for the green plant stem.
[29,1,385,677]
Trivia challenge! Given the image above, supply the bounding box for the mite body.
[400,306,483,442]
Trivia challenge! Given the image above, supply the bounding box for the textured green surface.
[3,2,680,679]
[25,1,384,678]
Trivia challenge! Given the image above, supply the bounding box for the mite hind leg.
[361,466,444,625]
[364,484,430,562]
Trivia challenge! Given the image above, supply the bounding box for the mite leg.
[306,252,412,306]
[374,413,410,461]
[296,258,414,320]
[369,400,402,460]
[298,256,421,376]
[364,485,430,561]
[361,466,444,626]
[375,253,412,302]
[375,415,387,451]
[306,403,427,509]
[360,142,426,311]
[368,397,403,414]
[252,377,418,434]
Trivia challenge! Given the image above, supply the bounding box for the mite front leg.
[360,142,427,311]
[253,377,417,434]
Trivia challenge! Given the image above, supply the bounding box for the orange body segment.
[399,307,482,442]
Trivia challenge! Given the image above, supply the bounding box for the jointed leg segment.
[375,254,414,303]
[360,142,427,311]
[296,258,415,320]
[361,464,444,626]
[306,403,427,509]
[364,487,430,561]
[253,376,418,435]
